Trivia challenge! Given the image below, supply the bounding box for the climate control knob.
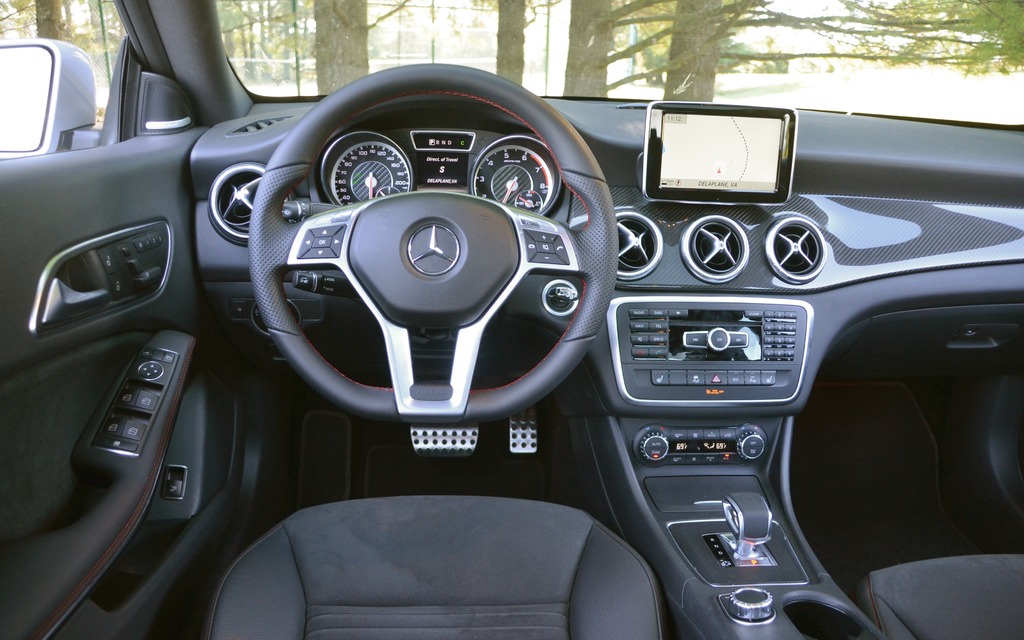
[737,429,766,460]
[639,432,670,462]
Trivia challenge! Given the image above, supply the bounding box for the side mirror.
[0,39,96,159]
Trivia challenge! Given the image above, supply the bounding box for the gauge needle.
[502,177,519,203]
[365,173,378,199]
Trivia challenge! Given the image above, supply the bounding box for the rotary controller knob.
[737,425,767,461]
[724,587,774,623]
[707,327,731,352]
[639,432,670,462]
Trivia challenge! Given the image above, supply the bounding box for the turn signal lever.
[722,492,773,562]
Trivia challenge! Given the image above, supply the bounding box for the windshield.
[217,0,1024,124]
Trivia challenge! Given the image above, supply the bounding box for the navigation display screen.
[643,103,796,204]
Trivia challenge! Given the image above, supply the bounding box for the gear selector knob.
[723,492,772,559]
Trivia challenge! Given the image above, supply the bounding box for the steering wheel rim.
[249,64,617,423]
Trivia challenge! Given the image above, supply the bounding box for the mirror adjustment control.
[138,361,164,380]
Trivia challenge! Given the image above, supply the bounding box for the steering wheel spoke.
[374,317,490,418]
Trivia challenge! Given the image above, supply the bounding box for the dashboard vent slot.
[681,215,749,283]
[230,115,291,135]
[616,210,663,281]
[766,216,827,284]
[209,163,266,244]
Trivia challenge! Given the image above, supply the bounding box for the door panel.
[0,127,205,639]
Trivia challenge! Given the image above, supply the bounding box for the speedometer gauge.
[471,135,560,215]
[319,132,412,205]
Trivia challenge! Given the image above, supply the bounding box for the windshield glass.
[217,0,1024,124]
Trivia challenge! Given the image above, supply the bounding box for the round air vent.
[765,216,827,284]
[681,215,749,283]
[616,210,663,281]
[209,162,265,243]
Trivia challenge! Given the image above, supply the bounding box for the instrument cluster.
[317,129,562,216]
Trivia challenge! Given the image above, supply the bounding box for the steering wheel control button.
[408,224,460,276]
[138,361,165,381]
[523,230,569,265]
[299,225,346,260]
[722,588,775,623]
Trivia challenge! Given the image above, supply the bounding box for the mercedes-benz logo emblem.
[407,224,460,276]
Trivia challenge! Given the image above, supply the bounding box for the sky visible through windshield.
[216,0,1024,124]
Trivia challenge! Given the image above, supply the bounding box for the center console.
[581,294,882,639]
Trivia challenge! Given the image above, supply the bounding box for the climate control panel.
[633,423,768,466]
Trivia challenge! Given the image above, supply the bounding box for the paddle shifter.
[721,492,776,566]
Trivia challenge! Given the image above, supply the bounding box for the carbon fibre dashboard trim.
[587,187,1024,292]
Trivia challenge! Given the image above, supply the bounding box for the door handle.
[40,278,111,325]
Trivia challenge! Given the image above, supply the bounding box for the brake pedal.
[509,407,538,454]
[410,424,478,457]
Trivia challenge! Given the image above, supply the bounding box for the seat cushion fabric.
[207,495,663,640]
[855,554,1024,640]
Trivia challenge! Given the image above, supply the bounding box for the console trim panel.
[607,296,814,406]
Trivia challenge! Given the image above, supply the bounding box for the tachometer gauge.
[471,135,560,215]
[319,132,412,205]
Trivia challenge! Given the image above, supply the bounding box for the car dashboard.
[187,93,1024,639]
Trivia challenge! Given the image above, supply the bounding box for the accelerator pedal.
[509,406,538,454]
[410,424,478,457]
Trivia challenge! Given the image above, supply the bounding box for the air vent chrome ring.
[765,216,827,284]
[209,162,266,243]
[616,209,663,281]
[681,215,749,283]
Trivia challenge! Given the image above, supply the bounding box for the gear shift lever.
[723,492,772,560]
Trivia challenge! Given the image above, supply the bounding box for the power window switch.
[101,416,124,436]
[161,465,187,500]
[134,390,160,412]
[116,386,139,408]
[122,420,147,441]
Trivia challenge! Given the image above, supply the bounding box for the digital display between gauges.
[319,132,412,205]
[415,153,468,190]
[471,135,560,215]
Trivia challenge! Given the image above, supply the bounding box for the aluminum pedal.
[509,406,538,454]
[410,424,478,457]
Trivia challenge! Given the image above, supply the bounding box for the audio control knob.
[707,327,731,352]
[723,587,774,623]
[639,432,670,462]
[737,425,767,460]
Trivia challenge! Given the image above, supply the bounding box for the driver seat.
[205,495,665,640]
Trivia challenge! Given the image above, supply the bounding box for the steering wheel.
[249,64,616,423]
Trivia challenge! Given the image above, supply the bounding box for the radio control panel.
[608,297,812,405]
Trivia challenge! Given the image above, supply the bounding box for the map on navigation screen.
[659,114,782,192]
